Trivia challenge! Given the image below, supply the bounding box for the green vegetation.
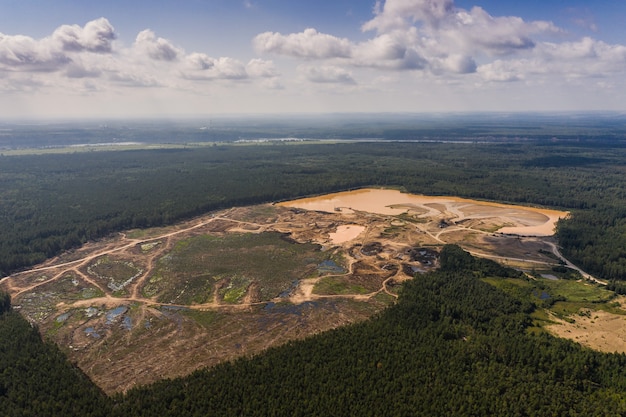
[483,265,617,325]
[5,247,626,415]
[4,119,626,414]
[145,232,327,304]
[2,139,626,283]
[114,246,626,415]
[313,276,370,295]
[0,293,111,417]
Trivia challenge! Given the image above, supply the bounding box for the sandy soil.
[329,225,365,244]
[546,309,626,354]
[278,188,568,237]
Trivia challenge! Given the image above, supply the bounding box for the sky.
[0,0,625,119]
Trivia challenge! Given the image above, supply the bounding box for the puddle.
[85,327,100,338]
[105,306,128,325]
[279,280,299,298]
[317,260,345,275]
[123,315,132,331]
[55,312,70,323]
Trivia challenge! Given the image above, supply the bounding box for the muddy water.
[278,188,568,237]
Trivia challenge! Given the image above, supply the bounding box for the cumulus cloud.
[477,60,523,82]
[363,0,455,32]
[254,0,561,77]
[360,0,561,63]
[134,29,181,61]
[0,18,117,73]
[299,65,356,84]
[246,59,279,78]
[476,37,626,83]
[540,37,626,65]
[182,54,248,80]
[431,54,476,74]
[443,7,559,56]
[254,28,352,59]
[352,29,428,70]
[0,33,70,72]
[52,18,116,53]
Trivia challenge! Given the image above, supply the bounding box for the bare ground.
[0,189,574,394]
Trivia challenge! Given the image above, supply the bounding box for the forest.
[3,121,626,414]
[1,138,626,281]
[3,246,626,415]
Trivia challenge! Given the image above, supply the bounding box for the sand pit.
[279,189,568,237]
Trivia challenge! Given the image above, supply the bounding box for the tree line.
[1,140,626,280]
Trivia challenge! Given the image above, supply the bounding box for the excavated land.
[1,188,577,394]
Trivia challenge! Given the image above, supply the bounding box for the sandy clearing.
[329,225,365,244]
[278,188,568,237]
[546,310,626,354]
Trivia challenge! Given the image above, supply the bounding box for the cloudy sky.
[1,0,625,118]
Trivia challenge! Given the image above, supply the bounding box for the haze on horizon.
[1,0,625,119]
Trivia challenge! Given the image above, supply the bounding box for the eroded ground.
[0,188,580,394]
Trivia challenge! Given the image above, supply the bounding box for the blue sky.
[0,0,625,118]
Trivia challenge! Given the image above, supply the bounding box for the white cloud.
[443,7,560,56]
[65,63,102,79]
[246,59,279,78]
[52,18,116,53]
[299,65,356,84]
[360,0,560,62]
[362,0,454,32]
[254,28,352,58]
[477,60,523,82]
[182,54,248,80]
[0,33,70,72]
[353,29,428,70]
[134,29,181,61]
[431,54,476,74]
[1,3,626,116]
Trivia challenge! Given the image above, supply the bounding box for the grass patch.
[373,292,397,305]
[542,279,613,303]
[148,232,327,304]
[313,277,369,295]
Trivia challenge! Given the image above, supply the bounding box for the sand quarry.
[5,188,622,393]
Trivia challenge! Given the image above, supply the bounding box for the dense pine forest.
[0,295,111,416]
[3,246,626,415]
[1,139,626,280]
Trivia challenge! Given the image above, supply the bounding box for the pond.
[317,260,346,275]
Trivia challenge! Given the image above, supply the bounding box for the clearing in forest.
[2,188,597,395]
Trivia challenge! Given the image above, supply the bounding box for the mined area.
[1,188,583,394]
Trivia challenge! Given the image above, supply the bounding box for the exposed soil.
[546,307,626,354]
[0,188,573,395]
